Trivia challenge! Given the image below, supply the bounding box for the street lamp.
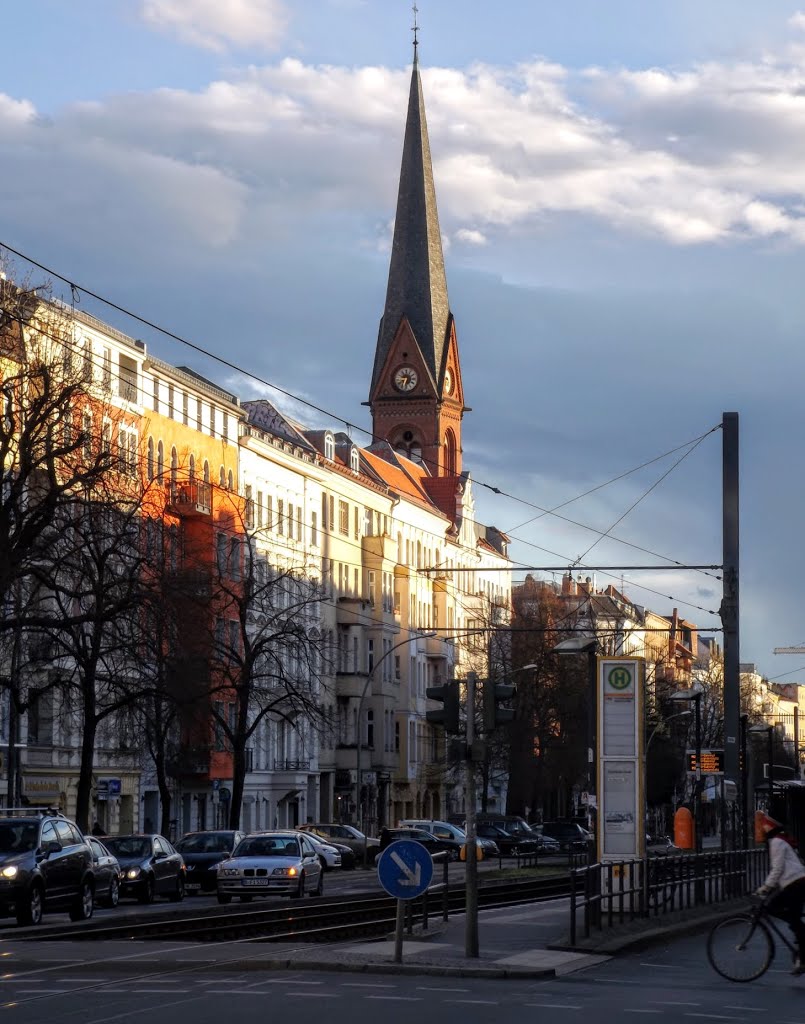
[552,638,597,819]
[644,710,691,842]
[749,723,775,818]
[355,630,438,852]
[670,688,703,853]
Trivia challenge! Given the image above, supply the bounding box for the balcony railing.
[273,759,311,771]
[170,480,212,516]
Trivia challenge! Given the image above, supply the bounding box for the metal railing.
[569,847,768,945]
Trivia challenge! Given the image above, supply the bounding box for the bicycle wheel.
[707,914,774,982]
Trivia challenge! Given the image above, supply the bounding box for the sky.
[2,0,805,681]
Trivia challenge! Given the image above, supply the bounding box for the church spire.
[370,41,451,395]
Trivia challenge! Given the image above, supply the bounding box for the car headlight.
[1,866,18,879]
[272,867,298,876]
[220,867,239,877]
[126,868,140,879]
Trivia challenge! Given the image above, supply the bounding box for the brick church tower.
[367,42,466,491]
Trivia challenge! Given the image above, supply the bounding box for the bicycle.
[707,896,800,982]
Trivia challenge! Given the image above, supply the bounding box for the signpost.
[377,840,433,963]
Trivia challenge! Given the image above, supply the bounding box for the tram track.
[6,874,574,945]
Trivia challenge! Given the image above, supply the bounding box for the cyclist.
[755,813,805,975]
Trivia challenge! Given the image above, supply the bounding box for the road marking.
[445,999,499,1005]
[366,995,423,1001]
[342,983,397,988]
[724,1008,763,1013]
[417,986,470,992]
[623,1012,663,1016]
[684,1015,745,1022]
[13,990,65,994]
[525,1004,582,1010]
[652,1003,702,1008]
[286,993,337,999]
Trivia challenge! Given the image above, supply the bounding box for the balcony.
[273,759,311,771]
[169,481,212,516]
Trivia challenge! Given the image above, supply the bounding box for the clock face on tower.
[394,366,418,392]
[444,369,453,395]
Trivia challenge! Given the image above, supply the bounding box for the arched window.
[203,460,210,484]
[219,465,226,488]
[324,433,335,461]
[350,447,360,473]
[147,437,155,481]
[444,429,457,475]
[157,440,164,480]
[170,447,178,499]
[228,469,234,491]
[188,454,195,482]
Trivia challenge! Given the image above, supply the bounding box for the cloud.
[455,228,487,246]
[139,0,287,52]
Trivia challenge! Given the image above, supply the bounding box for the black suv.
[0,813,95,926]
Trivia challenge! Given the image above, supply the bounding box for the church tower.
[368,40,466,481]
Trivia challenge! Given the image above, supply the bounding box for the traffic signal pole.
[465,671,479,958]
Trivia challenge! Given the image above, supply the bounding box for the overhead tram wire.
[0,244,724,601]
[0,295,721,621]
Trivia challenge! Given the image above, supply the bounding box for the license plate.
[241,878,269,887]
[186,883,201,890]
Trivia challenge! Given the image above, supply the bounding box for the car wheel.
[105,877,120,909]
[138,875,155,905]
[311,872,323,897]
[16,884,44,927]
[290,875,305,899]
[69,881,94,922]
[217,894,232,905]
[169,875,185,903]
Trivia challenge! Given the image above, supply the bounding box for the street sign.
[376,840,433,900]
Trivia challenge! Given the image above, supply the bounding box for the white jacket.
[765,836,805,891]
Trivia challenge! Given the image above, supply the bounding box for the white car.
[216,831,323,903]
[303,832,342,871]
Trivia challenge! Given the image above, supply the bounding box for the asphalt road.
[2,926,805,1023]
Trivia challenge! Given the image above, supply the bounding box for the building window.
[245,485,254,529]
[364,508,373,536]
[297,506,302,541]
[203,459,210,483]
[311,511,317,547]
[157,441,164,480]
[102,347,112,389]
[367,638,375,673]
[338,500,349,535]
[222,413,228,443]
[368,570,376,608]
[288,503,294,540]
[82,412,92,460]
[216,534,227,574]
[210,405,216,439]
[153,376,159,412]
[102,421,111,456]
[228,469,234,491]
[321,493,328,530]
[367,709,374,749]
[266,494,273,530]
[168,384,174,419]
[170,446,178,499]
[189,454,195,482]
[182,391,189,425]
[278,499,284,535]
[196,399,202,432]
[324,433,335,460]
[350,447,359,473]
[147,437,154,480]
[219,466,225,488]
[257,491,263,528]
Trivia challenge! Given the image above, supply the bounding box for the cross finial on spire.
[412,3,419,64]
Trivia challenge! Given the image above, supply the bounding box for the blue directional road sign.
[376,840,433,900]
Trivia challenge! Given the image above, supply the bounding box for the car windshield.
[0,822,38,854]
[234,837,299,858]
[176,833,233,854]
[104,837,152,858]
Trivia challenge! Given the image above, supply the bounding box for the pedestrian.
[755,813,805,974]
[91,821,104,836]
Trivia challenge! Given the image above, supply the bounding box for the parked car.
[530,828,562,854]
[104,834,186,903]
[216,831,323,902]
[540,821,593,853]
[475,823,537,857]
[85,835,122,908]
[398,819,499,858]
[0,812,95,926]
[303,832,343,871]
[175,831,245,894]
[299,823,380,864]
[379,827,461,860]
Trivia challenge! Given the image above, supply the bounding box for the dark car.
[379,827,461,860]
[541,821,593,853]
[85,835,122,908]
[0,812,95,926]
[475,823,537,857]
[104,834,185,903]
[175,831,245,894]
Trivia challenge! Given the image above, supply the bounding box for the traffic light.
[426,678,461,734]
[483,680,516,733]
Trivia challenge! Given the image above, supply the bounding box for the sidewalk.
[0,897,738,981]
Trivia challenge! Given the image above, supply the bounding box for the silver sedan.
[216,831,323,903]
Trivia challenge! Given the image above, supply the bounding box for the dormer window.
[324,433,335,461]
[350,447,360,473]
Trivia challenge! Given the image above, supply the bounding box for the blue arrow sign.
[376,840,434,900]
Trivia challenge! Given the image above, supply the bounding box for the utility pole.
[464,671,479,958]
[721,412,741,845]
